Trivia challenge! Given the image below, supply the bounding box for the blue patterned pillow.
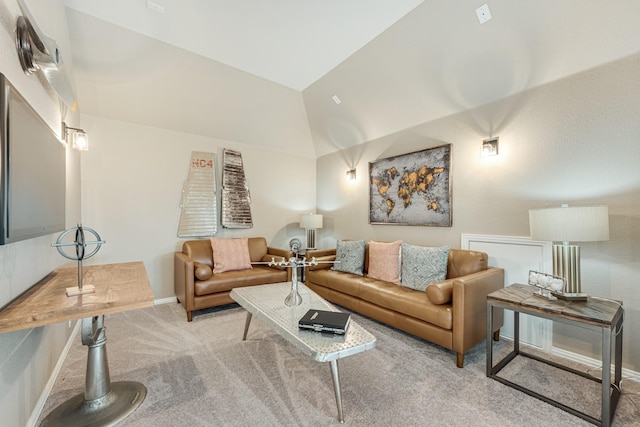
[331,240,366,276]
[400,244,450,291]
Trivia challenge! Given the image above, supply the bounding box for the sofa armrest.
[174,252,196,319]
[451,267,505,356]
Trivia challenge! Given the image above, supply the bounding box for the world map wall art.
[369,144,452,226]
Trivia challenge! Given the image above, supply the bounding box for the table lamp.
[300,213,323,250]
[529,205,609,294]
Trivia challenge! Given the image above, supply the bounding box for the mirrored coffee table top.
[231,282,376,362]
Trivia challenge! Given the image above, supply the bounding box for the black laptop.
[298,309,351,334]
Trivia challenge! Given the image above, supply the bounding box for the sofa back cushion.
[247,237,268,262]
[447,249,488,279]
[182,239,214,267]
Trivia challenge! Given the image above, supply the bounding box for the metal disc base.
[41,381,146,427]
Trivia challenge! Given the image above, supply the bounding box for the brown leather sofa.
[174,237,293,321]
[305,246,504,368]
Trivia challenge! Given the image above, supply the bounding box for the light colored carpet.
[38,302,640,426]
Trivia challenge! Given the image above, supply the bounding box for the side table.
[486,283,623,427]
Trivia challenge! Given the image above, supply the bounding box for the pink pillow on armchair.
[210,237,253,273]
[366,240,402,284]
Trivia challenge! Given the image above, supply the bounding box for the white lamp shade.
[529,206,609,243]
[300,213,323,229]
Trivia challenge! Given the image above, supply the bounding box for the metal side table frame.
[486,284,623,427]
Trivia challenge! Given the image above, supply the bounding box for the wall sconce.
[63,122,89,151]
[481,137,499,157]
[346,168,356,181]
[300,213,323,250]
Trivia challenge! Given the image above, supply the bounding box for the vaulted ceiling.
[61,0,640,158]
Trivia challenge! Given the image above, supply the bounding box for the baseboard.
[155,296,178,305]
[552,346,640,382]
[498,336,640,383]
[27,320,81,427]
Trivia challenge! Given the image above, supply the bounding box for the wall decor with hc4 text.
[177,151,218,237]
[369,144,452,226]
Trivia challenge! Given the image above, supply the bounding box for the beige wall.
[315,53,640,371]
[0,1,82,425]
[79,115,317,299]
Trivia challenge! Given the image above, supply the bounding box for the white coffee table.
[230,282,376,423]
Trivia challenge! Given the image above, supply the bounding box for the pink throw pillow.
[367,240,402,284]
[210,237,253,273]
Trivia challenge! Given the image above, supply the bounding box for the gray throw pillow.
[400,244,450,291]
[331,240,366,276]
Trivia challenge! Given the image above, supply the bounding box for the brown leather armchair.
[174,237,293,321]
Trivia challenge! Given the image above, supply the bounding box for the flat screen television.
[0,73,66,245]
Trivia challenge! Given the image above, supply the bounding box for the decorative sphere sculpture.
[53,224,105,261]
[52,224,106,293]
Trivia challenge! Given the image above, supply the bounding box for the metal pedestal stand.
[263,256,334,306]
[43,225,147,426]
[41,316,146,426]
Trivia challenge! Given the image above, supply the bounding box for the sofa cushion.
[194,262,213,281]
[332,239,366,276]
[194,266,287,296]
[358,277,452,330]
[210,237,253,273]
[366,240,401,284]
[401,244,450,291]
[447,249,488,278]
[306,269,452,330]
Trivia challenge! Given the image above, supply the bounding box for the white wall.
[316,53,640,371]
[79,115,317,299]
[0,1,82,425]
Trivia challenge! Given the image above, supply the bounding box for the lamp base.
[552,243,581,293]
[306,228,316,250]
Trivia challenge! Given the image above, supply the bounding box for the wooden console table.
[0,261,154,426]
[486,283,623,427]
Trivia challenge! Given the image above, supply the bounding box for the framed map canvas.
[369,144,452,226]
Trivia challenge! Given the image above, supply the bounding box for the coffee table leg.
[242,312,252,341]
[329,360,344,423]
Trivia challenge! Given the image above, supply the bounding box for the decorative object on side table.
[289,237,302,255]
[528,270,588,301]
[52,224,106,296]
